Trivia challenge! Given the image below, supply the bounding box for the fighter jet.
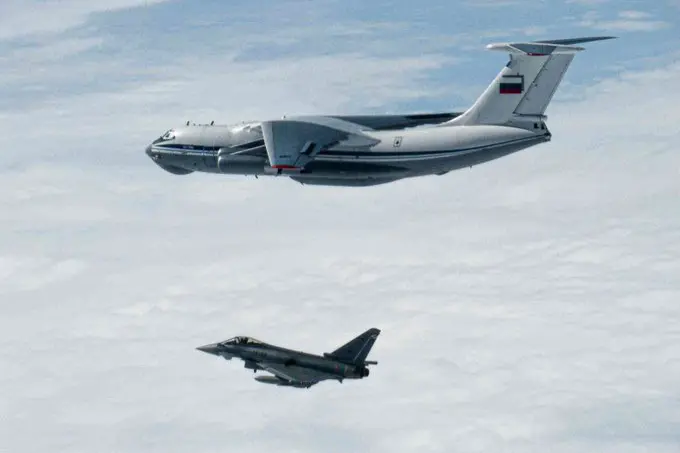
[196,328,380,388]
[145,36,615,187]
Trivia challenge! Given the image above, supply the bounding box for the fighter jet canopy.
[222,336,263,345]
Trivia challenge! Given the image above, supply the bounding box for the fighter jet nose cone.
[145,145,153,157]
[196,343,221,355]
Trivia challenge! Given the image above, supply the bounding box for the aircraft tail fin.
[445,36,616,128]
[326,328,380,365]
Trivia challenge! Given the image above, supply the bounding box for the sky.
[1,1,679,452]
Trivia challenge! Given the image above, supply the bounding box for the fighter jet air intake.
[145,36,615,187]
[197,328,381,388]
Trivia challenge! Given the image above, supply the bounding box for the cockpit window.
[223,336,262,345]
[152,129,176,144]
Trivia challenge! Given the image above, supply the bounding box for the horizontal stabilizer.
[535,36,617,45]
[486,36,616,55]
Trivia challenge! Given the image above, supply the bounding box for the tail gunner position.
[145,36,615,187]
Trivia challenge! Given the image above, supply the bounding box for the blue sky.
[2,0,678,117]
[1,1,679,452]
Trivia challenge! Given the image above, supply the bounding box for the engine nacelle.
[217,155,266,175]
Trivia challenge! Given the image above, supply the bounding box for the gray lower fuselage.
[145,118,551,186]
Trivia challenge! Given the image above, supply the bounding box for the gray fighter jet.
[197,328,380,388]
[145,36,615,187]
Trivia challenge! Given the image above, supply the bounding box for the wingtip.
[589,35,618,42]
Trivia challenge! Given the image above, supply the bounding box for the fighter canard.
[145,36,615,187]
[197,328,380,388]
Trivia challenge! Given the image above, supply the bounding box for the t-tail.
[324,328,380,366]
[445,36,616,128]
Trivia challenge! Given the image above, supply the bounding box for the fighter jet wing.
[258,362,338,387]
[261,116,381,169]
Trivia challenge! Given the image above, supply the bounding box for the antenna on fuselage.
[210,120,214,125]
[186,120,190,126]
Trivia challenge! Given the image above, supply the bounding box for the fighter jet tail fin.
[444,36,616,128]
[325,328,380,365]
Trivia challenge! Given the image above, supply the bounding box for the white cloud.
[1,3,680,453]
[0,3,465,159]
[578,10,671,32]
[2,36,103,61]
[617,10,652,19]
[588,19,669,32]
[0,256,87,294]
[0,0,169,40]
[0,51,453,169]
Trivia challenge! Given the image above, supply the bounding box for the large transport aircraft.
[146,36,615,187]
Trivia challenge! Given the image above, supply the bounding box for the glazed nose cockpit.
[146,129,177,159]
[145,123,265,177]
[154,129,177,144]
[144,128,195,175]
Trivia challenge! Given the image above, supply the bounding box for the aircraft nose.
[145,144,153,157]
[196,343,222,355]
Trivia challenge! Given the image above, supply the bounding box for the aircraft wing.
[258,362,338,387]
[261,116,381,169]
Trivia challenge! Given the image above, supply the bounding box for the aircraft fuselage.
[145,114,551,186]
[213,342,370,381]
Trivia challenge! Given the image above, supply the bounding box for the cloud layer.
[1,1,679,452]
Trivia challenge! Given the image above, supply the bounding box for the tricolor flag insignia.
[499,74,524,94]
